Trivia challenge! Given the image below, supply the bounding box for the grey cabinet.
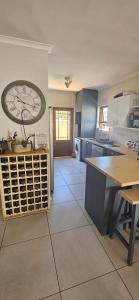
[91,144,104,157]
[86,141,92,158]
[81,140,87,161]
[81,140,124,161]
[81,141,103,161]
[104,149,123,156]
[75,89,98,138]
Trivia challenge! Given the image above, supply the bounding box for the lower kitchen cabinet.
[85,162,119,235]
[81,140,104,161]
[81,140,124,161]
[81,140,93,161]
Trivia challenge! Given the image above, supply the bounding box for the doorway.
[53,107,73,157]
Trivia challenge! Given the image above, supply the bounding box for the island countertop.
[86,148,139,187]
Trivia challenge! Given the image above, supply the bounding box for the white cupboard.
[108,95,139,127]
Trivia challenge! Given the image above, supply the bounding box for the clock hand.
[16,96,38,109]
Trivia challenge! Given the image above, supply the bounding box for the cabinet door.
[92,144,103,157]
[116,96,130,127]
[76,92,82,112]
[81,90,97,138]
[86,142,92,157]
[81,140,87,161]
[108,99,118,126]
[108,95,131,127]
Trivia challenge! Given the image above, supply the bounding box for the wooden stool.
[110,188,139,265]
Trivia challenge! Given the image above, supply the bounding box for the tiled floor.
[0,157,139,299]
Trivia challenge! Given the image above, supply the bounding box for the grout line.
[116,258,139,271]
[1,233,50,248]
[75,198,135,299]
[50,224,91,236]
[59,269,116,294]
[90,227,135,300]
[0,220,7,252]
[40,269,119,299]
[117,270,134,300]
[51,200,76,207]
[1,223,91,249]
[67,184,83,202]
[46,213,62,300]
[39,291,61,300]
[75,199,92,224]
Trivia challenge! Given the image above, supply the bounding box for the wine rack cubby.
[0,151,50,219]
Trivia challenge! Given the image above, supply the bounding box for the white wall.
[0,42,48,139]
[48,89,75,108]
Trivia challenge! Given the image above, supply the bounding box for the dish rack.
[0,151,50,219]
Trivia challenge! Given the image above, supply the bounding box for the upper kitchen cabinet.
[108,94,139,128]
[75,89,98,137]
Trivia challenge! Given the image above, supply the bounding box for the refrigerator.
[49,106,54,192]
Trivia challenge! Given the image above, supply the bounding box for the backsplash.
[96,127,139,146]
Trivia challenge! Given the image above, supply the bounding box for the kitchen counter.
[84,145,139,235]
[86,154,139,187]
[80,137,137,161]
[84,137,137,157]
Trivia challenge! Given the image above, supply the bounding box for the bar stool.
[110,188,139,265]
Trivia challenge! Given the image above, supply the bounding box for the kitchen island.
[85,149,139,235]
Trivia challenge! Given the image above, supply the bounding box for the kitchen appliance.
[49,107,54,192]
[75,137,82,161]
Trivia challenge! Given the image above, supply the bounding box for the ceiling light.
[64,76,72,88]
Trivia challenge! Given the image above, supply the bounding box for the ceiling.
[0,0,139,91]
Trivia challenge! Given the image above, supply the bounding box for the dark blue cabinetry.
[81,140,92,161]
[75,89,98,138]
[81,141,123,161]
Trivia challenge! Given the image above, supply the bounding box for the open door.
[53,107,73,157]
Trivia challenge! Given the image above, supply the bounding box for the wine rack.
[0,151,50,219]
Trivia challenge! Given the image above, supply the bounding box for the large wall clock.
[1,80,46,125]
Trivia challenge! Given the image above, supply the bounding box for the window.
[98,106,109,131]
[56,110,71,140]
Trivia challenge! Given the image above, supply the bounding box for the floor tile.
[0,215,6,246]
[76,164,86,173]
[118,261,139,300]
[54,175,66,188]
[0,237,59,300]
[2,213,49,246]
[54,168,61,176]
[77,199,93,224]
[60,166,82,175]
[52,186,75,205]
[63,173,86,185]
[42,294,61,300]
[61,271,132,300]
[69,184,85,200]
[92,224,139,269]
[48,202,88,234]
[52,226,114,290]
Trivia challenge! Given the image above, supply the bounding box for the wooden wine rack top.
[0,149,49,158]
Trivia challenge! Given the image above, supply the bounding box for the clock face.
[1,80,46,125]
